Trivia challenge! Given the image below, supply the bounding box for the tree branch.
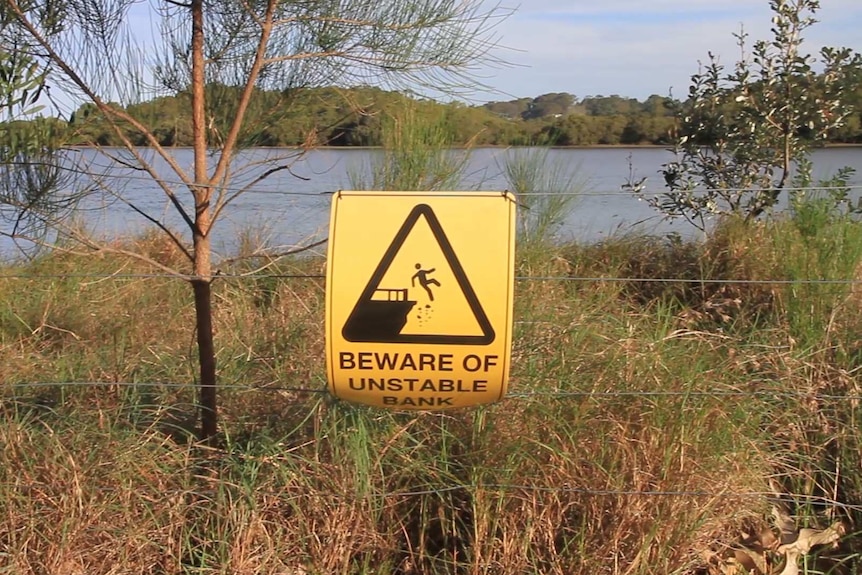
[209,0,277,189]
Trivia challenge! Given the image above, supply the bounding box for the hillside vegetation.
[19,81,862,149]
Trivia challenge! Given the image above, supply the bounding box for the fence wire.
[1,478,859,512]
[2,252,861,517]
[2,270,860,400]
[3,381,862,403]
[3,272,862,285]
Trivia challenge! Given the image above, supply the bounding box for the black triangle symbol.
[342,203,495,345]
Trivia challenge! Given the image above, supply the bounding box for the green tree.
[522,92,575,120]
[636,0,862,229]
[2,0,507,442]
[501,146,583,249]
[543,114,602,146]
[581,95,639,117]
[0,3,73,238]
[620,115,675,145]
[349,102,470,191]
[483,97,531,119]
[641,94,675,117]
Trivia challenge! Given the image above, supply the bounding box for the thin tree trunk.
[192,278,217,441]
[190,0,217,443]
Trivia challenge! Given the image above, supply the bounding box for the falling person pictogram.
[411,263,441,301]
[341,203,495,345]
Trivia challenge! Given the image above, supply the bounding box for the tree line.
[25,78,862,149]
[2,0,860,446]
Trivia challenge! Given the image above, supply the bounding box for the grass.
[2,216,862,574]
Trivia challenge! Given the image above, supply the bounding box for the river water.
[2,146,862,259]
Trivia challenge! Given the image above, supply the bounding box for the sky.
[469,0,862,103]
[53,0,862,111]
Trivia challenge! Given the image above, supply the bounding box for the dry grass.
[1,223,861,574]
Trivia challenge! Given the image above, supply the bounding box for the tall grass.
[500,147,584,259]
[2,209,862,572]
[347,104,472,192]
[3,117,862,573]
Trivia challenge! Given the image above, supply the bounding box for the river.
[2,146,862,259]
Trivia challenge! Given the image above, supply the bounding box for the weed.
[2,218,861,573]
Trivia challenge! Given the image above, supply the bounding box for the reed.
[2,208,862,573]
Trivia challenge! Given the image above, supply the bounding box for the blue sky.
[472,0,862,102]
[103,0,862,108]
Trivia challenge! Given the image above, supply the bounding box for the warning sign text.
[339,351,498,373]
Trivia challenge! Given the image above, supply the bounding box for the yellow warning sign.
[325,191,517,410]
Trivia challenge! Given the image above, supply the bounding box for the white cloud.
[54,1,862,106]
[473,0,862,102]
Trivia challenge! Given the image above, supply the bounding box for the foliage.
[0,9,73,238]
[10,80,862,150]
[521,92,575,119]
[3,226,862,572]
[349,103,471,191]
[482,95,533,119]
[783,161,862,345]
[635,0,862,230]
[66,88,693,148]
[580,94,642,116]
[501,145,584,250]
[0,0,511,442]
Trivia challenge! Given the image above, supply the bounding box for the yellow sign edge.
[325,190,518,408]
[497,192,517,402]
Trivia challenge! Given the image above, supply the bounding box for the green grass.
[2,218,862,574]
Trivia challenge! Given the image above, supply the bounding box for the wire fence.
[3,381,862,402]
[3,271,862,284]
[2,268,859,394]
[3,218,862,525]
[0,478,858,513]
